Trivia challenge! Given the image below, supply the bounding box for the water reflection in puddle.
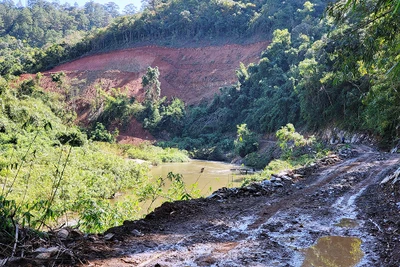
[302,236,364,267]
[335,218,359,228]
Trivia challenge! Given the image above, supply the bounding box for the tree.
[123,3,137,15]
[327,0,400,78]
[141,0,160,11]
[276,123,314,159]
[142,66,161,103]
[104,2,120,18]
[234,124,258,158]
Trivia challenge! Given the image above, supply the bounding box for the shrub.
[90,122,117,143]
[234,124,259,157]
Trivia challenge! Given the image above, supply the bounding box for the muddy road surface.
[77,145,399,267]
[8,145,400,266]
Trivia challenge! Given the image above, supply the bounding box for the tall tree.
[104,2,120,18]
[327,0,400,78]
[123,3,137,15]
[142,66,161,103]
[141,0,160,10]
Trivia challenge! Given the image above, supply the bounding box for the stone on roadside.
[104,233,115,241]
[57,228,69,239]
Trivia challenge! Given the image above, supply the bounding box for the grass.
[242,146,330,186]
[124,142,190,165]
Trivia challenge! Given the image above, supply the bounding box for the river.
[114,159,248,216]
[150,159,245,195]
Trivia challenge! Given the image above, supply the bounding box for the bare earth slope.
[73,145,398,266]
[46,42,269,105]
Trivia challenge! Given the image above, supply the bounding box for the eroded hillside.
[43,42,269,106]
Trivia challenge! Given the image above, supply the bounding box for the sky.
[60,0,142,9]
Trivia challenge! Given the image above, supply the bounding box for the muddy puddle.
[335,218,359,228]
[302,236,364,267]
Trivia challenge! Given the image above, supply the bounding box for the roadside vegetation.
[0,77,194,240]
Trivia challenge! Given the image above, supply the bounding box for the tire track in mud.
[250,151,378,230]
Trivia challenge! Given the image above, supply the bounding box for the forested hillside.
[0,0,136,77]
[2,0,398,159]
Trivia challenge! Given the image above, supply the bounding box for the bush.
[244,151,273,169]
[234,124,259,157]
[90,122,117,143]
[56,129,86,147]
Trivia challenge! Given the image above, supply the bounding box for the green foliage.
[243,151,273,169]
[96,88,135,128]
[0,0,119,48]
[125,142,189,165]
[50,71,66,86]
[0,79,195,237]
[140,97,186,135]
[276,123,315,159]
[56,129,86,147]
[138,171,201,213]
[142,66,161,103]
[89,122,117,143]
[234,124,259,158]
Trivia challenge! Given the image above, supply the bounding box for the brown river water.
[113,160,247,216]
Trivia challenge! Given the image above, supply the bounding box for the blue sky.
[60,0,142,9]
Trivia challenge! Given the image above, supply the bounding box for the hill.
[45,42,269,105]
[21,41,270,145]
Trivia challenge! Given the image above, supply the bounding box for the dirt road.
[79,145,399,267]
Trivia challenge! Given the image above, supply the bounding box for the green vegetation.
[0,78,195,238]
[242,125,328,186]
[124,142,190,165]
[234,124,259,158]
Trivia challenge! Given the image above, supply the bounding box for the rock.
[261,180,272,187]
[131,229,144,237]
[36,252,53,259]
[34,247,59,254]
[57,228,69,239]
[34,247,59,259]
[281,175,292,181]
[70,228,84,239]
[104,233,115,241]
[381,167,400,184]
[273,182,283,187]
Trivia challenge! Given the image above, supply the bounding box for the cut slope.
[46,42,269,105]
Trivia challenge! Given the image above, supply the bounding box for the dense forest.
[0,0,139,76]
[0,0,399,251]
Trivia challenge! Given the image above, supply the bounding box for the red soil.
[30,42,270,143]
